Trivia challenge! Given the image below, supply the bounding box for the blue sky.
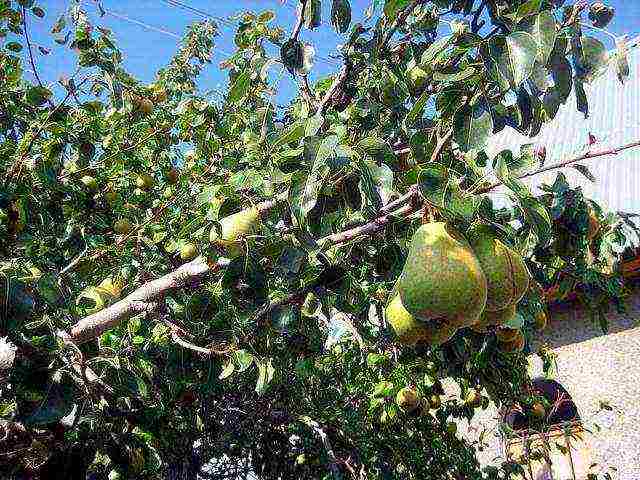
[21,1,640,104]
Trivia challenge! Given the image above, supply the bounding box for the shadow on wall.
[531,287,640,351]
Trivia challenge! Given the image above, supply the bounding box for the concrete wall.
[457,293,640,479]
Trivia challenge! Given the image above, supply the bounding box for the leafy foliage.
[0,1,635,479]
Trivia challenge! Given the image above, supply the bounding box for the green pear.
[385,293,456,346]
[407,66,429,96]
[209,207,260,258]
[467,224,530,311]
[471,303,516,332]
[398,222,487,328]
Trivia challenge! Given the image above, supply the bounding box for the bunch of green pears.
[385,222,530,347]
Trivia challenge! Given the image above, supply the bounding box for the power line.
[105,8,181,39]
[92,2,234,58]
[157,0,339,67]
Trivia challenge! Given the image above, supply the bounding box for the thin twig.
[429,127,454,163]
[58,126,171,180]
[170,329,218,356]
[21,6,54,108]
[5,75,90,183]
[380,0,423,51]
[291,0,308,40]
[478,139,640,193]
[471,0,487,33]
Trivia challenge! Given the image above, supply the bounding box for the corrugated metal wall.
[486,37,640,215]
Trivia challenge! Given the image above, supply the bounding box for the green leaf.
[384,0,410,20]
[228,71,250,103]
[516,0,541,20]
[530,12,556,65]
[271,120,306,150]
[578,36,608,82]
[25,86,52,106]
[495,151,551,244]
[219,360,235,380]
[289,135,338,226]
[372,381,394,398]
[521,197,552,245]
[305,113,324,136]
[255,359,275,395]
[575,79,588,118]
[489,32,537,89]
[51,14,66,34]
[280,38,304,74]
[331,0,351,34]
[32,6,45,18]
[454,103,493,152]
[304,0,322,30]
[615,37,630,83]
[421,36,451,66]
[572,164,595,182]
[432,66,476,83]
[358,159,393,218]
[234,350,254,372]
[418,165,449,204]
[406,87,432,125]
[6,42,23,52]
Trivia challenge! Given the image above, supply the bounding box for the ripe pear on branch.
[471,303,517,333]
[397,222,487,330]
[385,293,456,346]
[498,330,525,353]
[467,224,530,311]
[396,387,421,413]
[209,206,261,258]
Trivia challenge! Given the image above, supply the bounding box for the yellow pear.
[180,243,198,261]
[396,387,420,413]
[114,219,133,234]
[534,310,547,331]
[385,294,456,347]
[209,207,260,258]
[398,222,487,328]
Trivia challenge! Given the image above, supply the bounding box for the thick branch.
[318,64,350,114]
[66,257,214,344]
[61,140,640,345]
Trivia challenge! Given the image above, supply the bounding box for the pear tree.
[0,0,636,479]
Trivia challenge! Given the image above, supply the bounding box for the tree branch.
[292,0,308,40]
[478,139,640,193]
[59,139,640,346]
[380,0,425,51]
[63,258,215,344]
[5,75,89,184]
[318,64,350,115]
[21,6,54,108]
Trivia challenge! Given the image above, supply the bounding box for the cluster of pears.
[395,386,442,418]
[385,222,530,347]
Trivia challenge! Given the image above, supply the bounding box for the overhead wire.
[92,1,234,58]
[157,0,339,67]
